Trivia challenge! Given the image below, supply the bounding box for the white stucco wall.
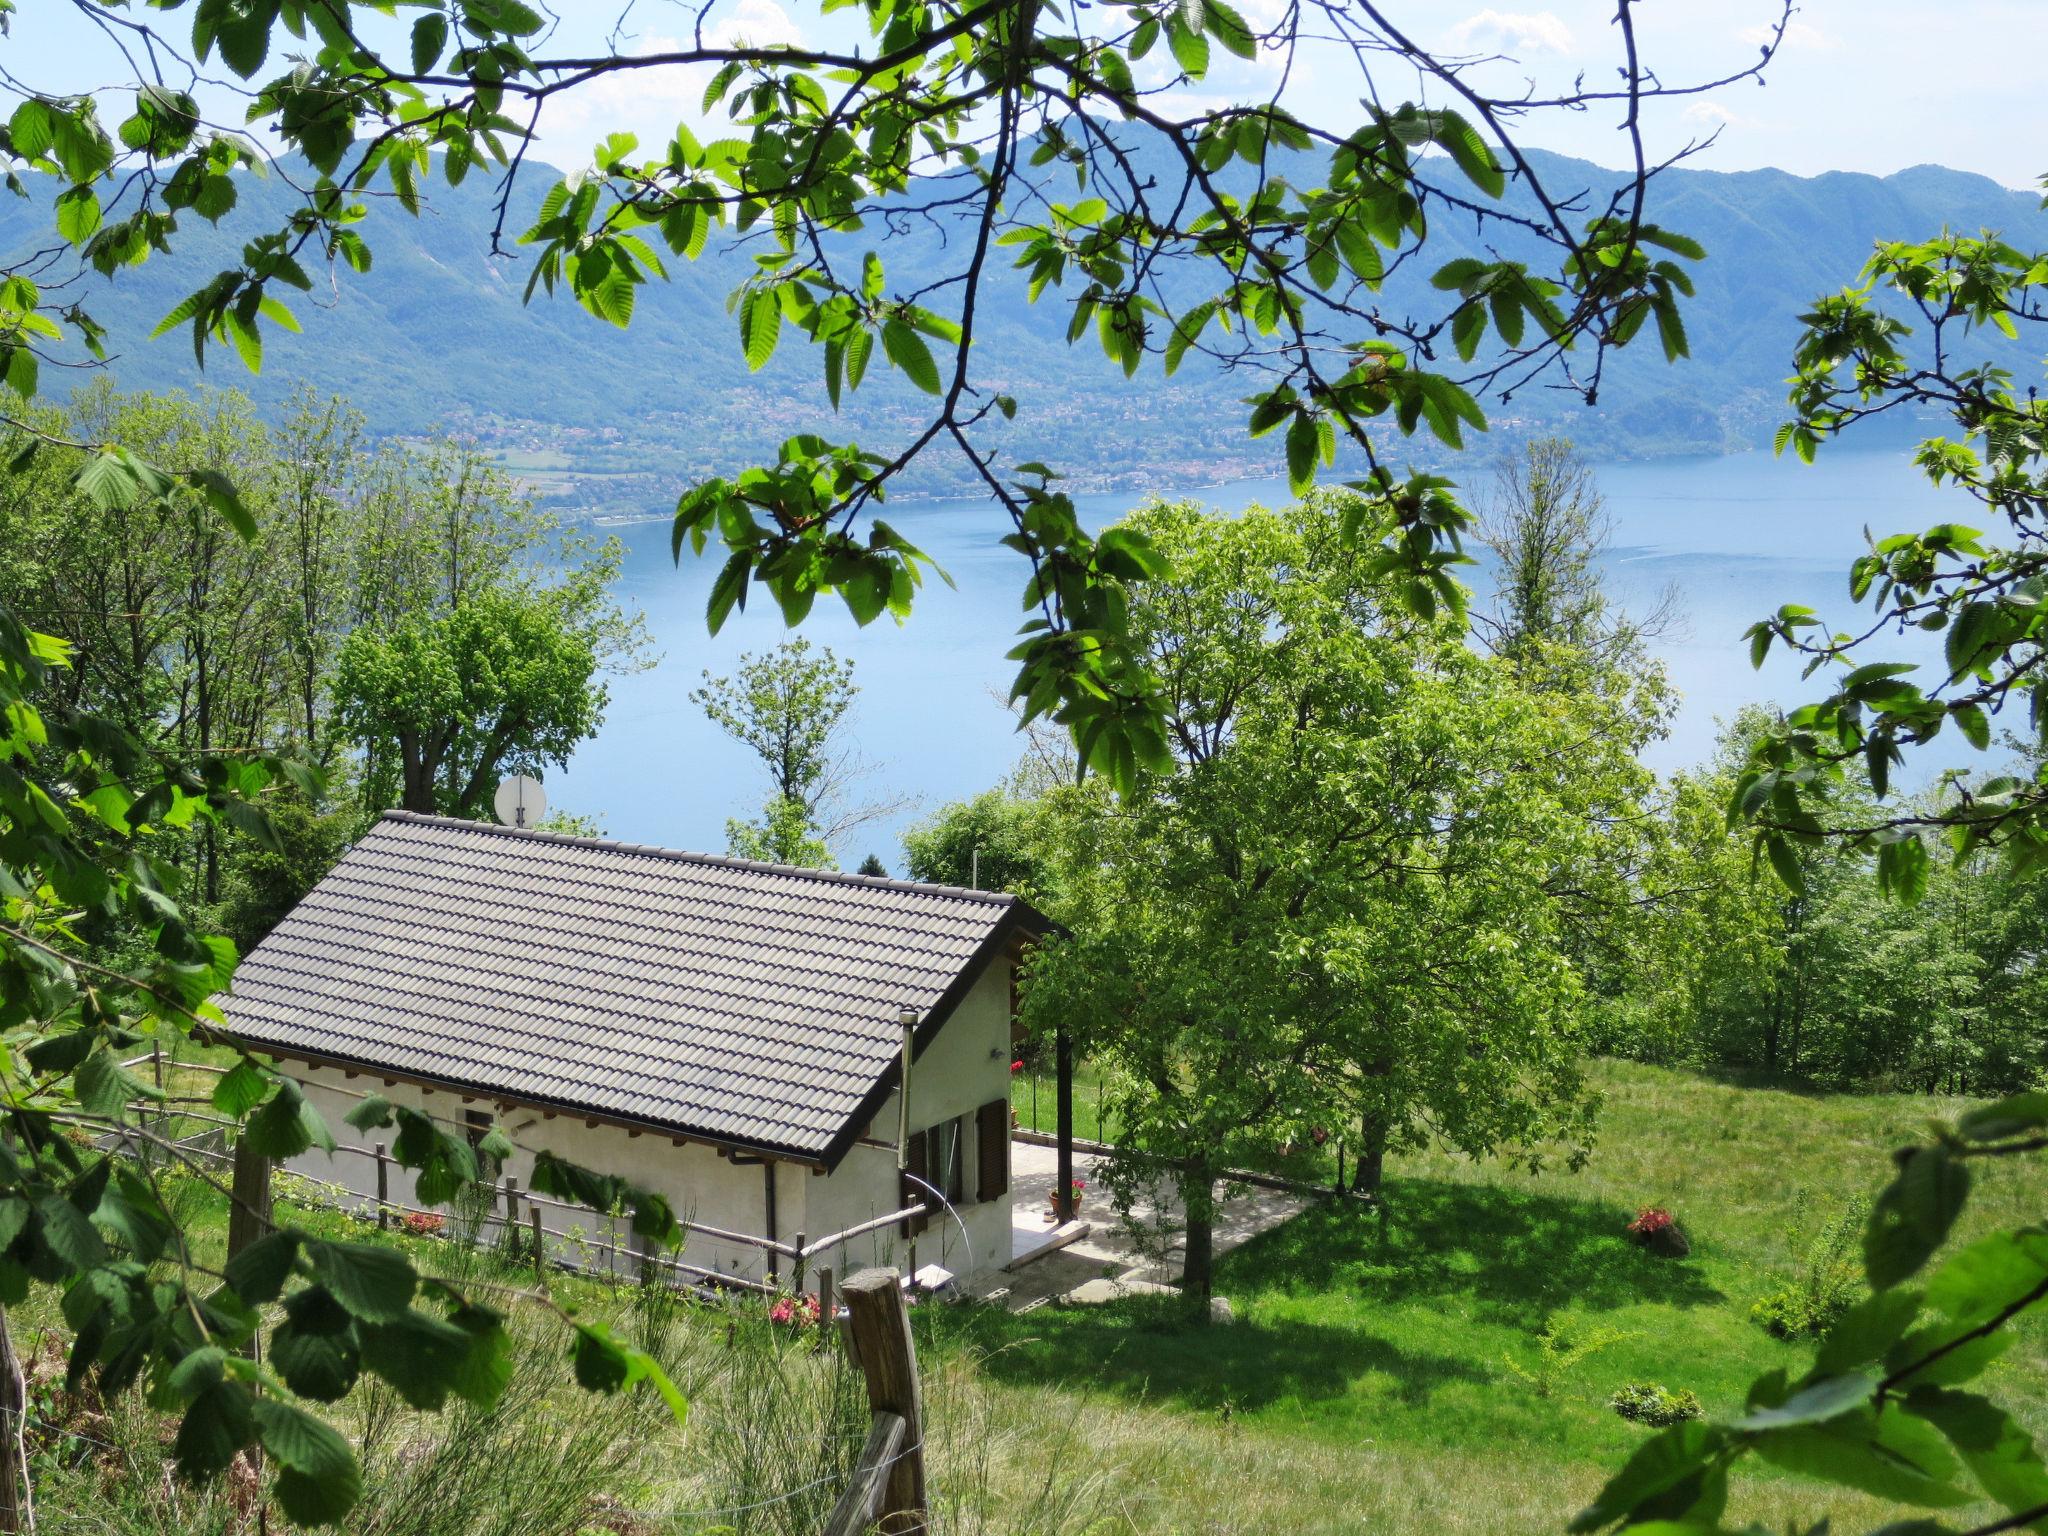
[277,951,1017,1289]
[804,956,1017,1284]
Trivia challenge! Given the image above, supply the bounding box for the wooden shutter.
[899,1129,929,1236]
[977,1098,1009,1202]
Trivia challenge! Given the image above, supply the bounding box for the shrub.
[1610,1382,1703,1427]
[1750,1197,1866,1339]
[1625,1205,1691,1258]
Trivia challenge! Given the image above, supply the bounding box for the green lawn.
[27,1060,2048,1536]
[932,1059,2048,1531]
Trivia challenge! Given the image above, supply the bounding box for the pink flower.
[1627,1206,1674,1235]
[1010,1060,1025,1073]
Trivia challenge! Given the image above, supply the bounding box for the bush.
[1750,1197,1866,1340]
[1609,1383,1703,1427]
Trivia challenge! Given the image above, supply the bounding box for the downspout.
[762,1161,779,1284]
[900,1005,918,1279]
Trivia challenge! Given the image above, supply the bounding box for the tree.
[0,0,1791,792]
[903,789,1051,897]
[1739,203,2048,889]
[694,638,897,861]
[1476,437,1680,668]
[1023,496,1656,1298]
[856,853,889,877]
[0,600,690,1530]
[725,796,836,869]
[335,585,607,817]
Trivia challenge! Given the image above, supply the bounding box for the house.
[223,810,1056,1288]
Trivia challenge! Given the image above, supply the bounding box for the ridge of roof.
[375,809,1021,908]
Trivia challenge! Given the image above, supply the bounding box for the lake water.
[550,447,1968,867]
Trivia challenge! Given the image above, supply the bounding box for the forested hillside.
[3,151,2039,513]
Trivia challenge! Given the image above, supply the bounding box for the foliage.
[1502,1316,1635,1401]
[902,787,1054,898]
[1573,1092,2048,1535]
[1747,1197,1867,1346]
[1022,495,1662,1295]
[1609,1383,1702,1428]
[1616,710,2048,1093]
[0,585,694,1527]
[209,792,361,955]
[1739,191,2048,892]
[693,637,893,860]
[335,585,606,818]
[1475,437,1679,669]
[0,0,1793,791]
[725,796,835,870]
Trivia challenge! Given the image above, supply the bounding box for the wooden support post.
[762,1161,780,1285]
[1055,1025,1075,1223]
[791,1230,806,1292]
[502,1176,520,1237]
[529,1207,544,1277]
[227,1136,272,1263]
[816,1265,835,1331]
[374,1142,389,1230]
[840,1269,927,1536]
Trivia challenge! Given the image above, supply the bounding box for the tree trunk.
[0,1306,32,1534]
[1350,1113,1388,1197]
[1180,1158,1216,1306]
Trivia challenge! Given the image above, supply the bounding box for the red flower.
[1010,1059,1025,1073]
[1627,1206,1674,1235]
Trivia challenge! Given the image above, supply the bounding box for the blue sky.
[3,1,2038,187]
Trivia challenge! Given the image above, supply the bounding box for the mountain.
[4,149,2040,516]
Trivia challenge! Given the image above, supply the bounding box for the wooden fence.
[125,1052,926,1303]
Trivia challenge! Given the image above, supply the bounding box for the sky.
[4,1,2040,188]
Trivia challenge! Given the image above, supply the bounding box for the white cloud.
[1737,19,1835,51]
[1682,99,1754,129]
[707,0,804,49]
[1447,9,1576,56]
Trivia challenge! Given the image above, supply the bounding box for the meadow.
[25,1060,2044,1535]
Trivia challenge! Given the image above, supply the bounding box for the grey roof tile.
[224,811,1039,1162]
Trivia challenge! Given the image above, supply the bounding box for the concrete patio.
[981,1139,1309,1311]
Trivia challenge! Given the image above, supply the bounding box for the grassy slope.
[936,1060,2047,1533]
[28,1061,2047,1536]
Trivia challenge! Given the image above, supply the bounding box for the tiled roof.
[224,811,1039,1165]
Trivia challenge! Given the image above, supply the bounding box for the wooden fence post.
[839,1269,926,1536]
[816,1265,835,1330]
[374,1142,389,1230]
[227,1136,272,1262]
[0,1307,28,1535]
[529,1207,544,1277]
[503,1176,520,1238]
[792,1231,806,1292]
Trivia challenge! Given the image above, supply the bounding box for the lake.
[550,446,1970,868]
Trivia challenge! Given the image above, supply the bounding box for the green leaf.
[212,1061,272,1118]
[1912,1388,2048,1517]
[274,1463,364,1529]
[881,318,941,394]
[271,1287,361,1401]
[358,1308,477,1410]
[1733,1372,1877,1431]
[411,12,449,73]
[1568,1422,1722,1533]
[38,1193,107,1270]
[1867,1145,1971,1288]
[175,1384,254,1480]
[740,288,781,370]
[304,1239,417,1322]
[1753,1408,1971,1509]
[253,1397,355,1481]
[222,1230,299,1304]
[244,1079,334,1159]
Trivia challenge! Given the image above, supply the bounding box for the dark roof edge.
[238,1034,832,1169]
[816,901,1037,1172]
[377,809,1029,909]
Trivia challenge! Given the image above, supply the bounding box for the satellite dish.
[493,775,547,830]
